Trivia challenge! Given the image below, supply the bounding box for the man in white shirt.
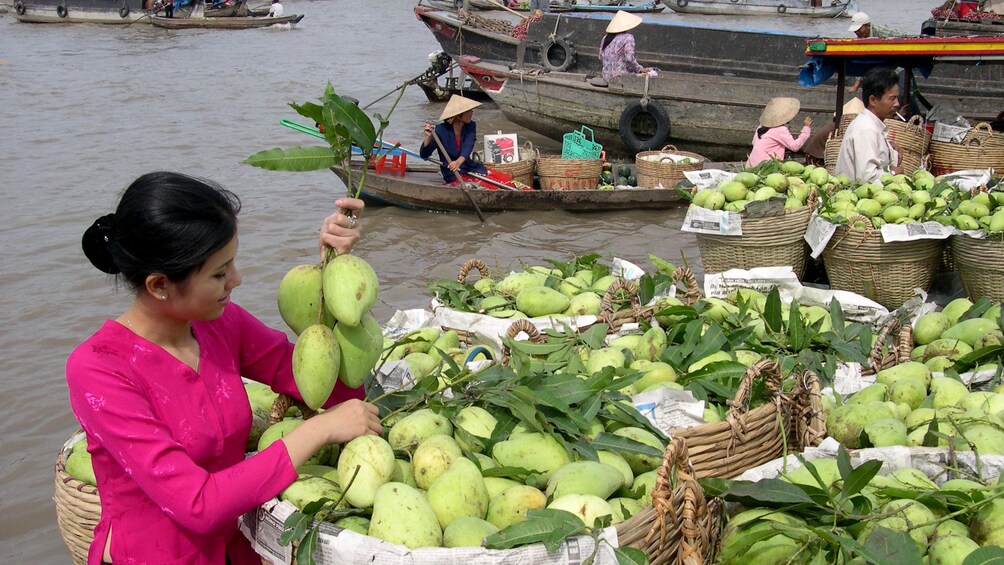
[268,0,283,17]
[836,67,902,183]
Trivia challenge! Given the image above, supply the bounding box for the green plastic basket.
[562,126,603,160]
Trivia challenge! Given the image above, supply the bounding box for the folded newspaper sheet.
[632,387,707,432]
[735,438,1004,484]
[240,498,621,565]
[939,169,993,191]
[683,168,735,190]
[702,266,888,324]
[805,214,955,259]
[680,205,743,236]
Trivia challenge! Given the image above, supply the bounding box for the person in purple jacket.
[67,171,382,565]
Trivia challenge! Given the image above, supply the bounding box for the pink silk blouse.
[745,124,812,168]
[66,303,364,565]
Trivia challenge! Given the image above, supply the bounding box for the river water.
[0,0,936,560]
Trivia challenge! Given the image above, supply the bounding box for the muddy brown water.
[0,0,934,559]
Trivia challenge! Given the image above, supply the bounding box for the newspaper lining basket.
[821,220,943,310]
[635,145,706,189]
[951,232,1004,302]
[885,115,931,173]
[55,431,100,565]
[664,359,825,479]
[535,152,602,190]
[695,205,814,279]
[489,141,535,187]
[929,122,1004,176]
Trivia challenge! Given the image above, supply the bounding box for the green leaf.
[648,254,676,276]
[296,528,318,565]
[837,445,853,482]
[614,547,649,565]
[244,146,339,172]
[683,323,729,367]
[721,478,815,506]
[698,477,734,497]
[963,546,1004,565]
[321,91,377,154]
[764,287,784,333]
[485,510,586,551]
[716,527,784,562]
[861,526,923,565]
[591,432,663,460]
[280,511,312,546]
[578,324,609,349]
[840,459,882,501]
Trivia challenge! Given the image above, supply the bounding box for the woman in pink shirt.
[745,97,813,168]
[67,172,383,565]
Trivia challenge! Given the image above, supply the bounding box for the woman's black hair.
[82,172,241,290]
[600,32,620,51]
[756,125,779,138]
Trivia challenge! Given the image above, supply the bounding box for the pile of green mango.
[276,255,383,410]
[691,161,829,213]
[378,326,492,386]
[818,169,944,227]
[718,453,1004,564]
[824,299,1004,452]
[944,188,1004,232]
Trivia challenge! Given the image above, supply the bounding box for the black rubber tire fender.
[539,37,576,73]
[676,0,687,6]
[14,1,26,14]
[618,99,671,153]
[120,5,130,17]
[778,4,786,13]
[56,4,68,16]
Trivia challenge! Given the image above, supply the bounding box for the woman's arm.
[623,35,645,74]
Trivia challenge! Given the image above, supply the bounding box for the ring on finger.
[346,216,357,229]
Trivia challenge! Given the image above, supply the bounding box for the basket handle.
[806,187,819,213]
[645,437,712,562]
[972,122,995,137]
[906,114,925,129]
[791,369,826,450]
[671,266,702,306]
[600,279,640,315]
[868,317,902,373]
[578,126,595,143]
[268,393,317,425]
[457,258,490,283]
[726,358,783,418]
[659,145,679,152]
[500,319,545,363]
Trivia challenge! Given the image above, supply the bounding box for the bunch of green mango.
[379,326,493,386]
[818,168,959,228]
[690,160,832,213]
[276,255,383,410]
[943,188,1004,232]
[64,436,96,487]
[717,452,1004,564]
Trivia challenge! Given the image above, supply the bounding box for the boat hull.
[149,13,302,28]
[664,0,850,17]
[922,17,1004,37]
[11,0,147,23]
[334,165,685,213]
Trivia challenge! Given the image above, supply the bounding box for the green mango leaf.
[698,477,733,497]
[244,146,340,172]
[481,465,534,480]
[961,299,993,321]
[537,375,594,406]
[836,445,853,482]
[683,323,728,368]
[828,298,846,334]
[721,478,815,506]
[716,527,783,562]
[591,432,663,460]
[614,547,649,565]
[839,459,882,501]
[648,254,676,277]
[321,91,377,155]
[861,526,923,565]
[764,287,784,333]
[963,546,1004,565]
[296,528,319,565]
[578,393,602,423]
[290,101,323,124]
[578,324,609,350]
[280,511,312,546]
[569,436,599,462]
[787,298,809,351]
[485,510,586,551]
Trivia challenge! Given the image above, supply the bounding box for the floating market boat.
[10,0,146,23]
[333,162,685,213]
[149,12,301,28]
[663,0,852,17]
[469,0,664,12]
[921,17,1004,37]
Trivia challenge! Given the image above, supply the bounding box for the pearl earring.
[160,295,168,301]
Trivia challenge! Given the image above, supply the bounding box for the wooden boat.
[332,162,685,213]
[10,0,147,23]
[566,2,665,13]
[921,17,1004,37]
[149,12,301,28]
[664,0,851,17]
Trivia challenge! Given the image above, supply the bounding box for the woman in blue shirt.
[420,95,489,185]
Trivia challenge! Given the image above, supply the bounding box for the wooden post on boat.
[431,131,487,223]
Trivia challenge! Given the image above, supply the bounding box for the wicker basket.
[821,220,943,310]
[695,205,814,279]
[885,115,931,174]
[951,232,1004,302]
[635,145,706,189]
[665,359,824,479]
[823,133,842,175]
[930,122,1004,176]
[488,141,535,187]
[613,438,722,564]
[55,431,100,565]
[536,153,602,190]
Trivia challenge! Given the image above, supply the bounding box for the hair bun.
[82,214,121,274]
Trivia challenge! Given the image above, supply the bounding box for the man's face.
[854,23,871,38]
[870,84,900,120]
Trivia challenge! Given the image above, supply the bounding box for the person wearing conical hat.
[419,95,491,185]
[599,11,654,82]
[745,97,812,168]
[802,97,864,167]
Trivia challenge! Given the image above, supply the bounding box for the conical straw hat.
[842,96,865,115]
[440,95,482,121]
[606,11,642,34]
[759,97,801,128]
